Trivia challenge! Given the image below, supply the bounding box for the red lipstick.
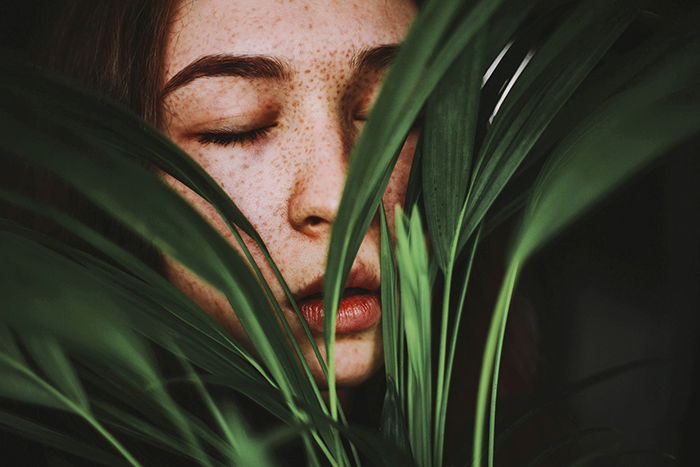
[293,265,381,335]
[299,289,380,334]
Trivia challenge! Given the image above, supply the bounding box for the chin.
[304,327,384,388]
[333,336,384,386]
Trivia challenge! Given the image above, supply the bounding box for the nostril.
[307,216,324,226]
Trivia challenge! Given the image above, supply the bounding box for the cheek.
[382,132,417,224]
[157,167,288,349]
[156,150,299,309]
[387,132,418,200]
[165,143,293,245]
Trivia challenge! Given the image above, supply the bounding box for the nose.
[287,119,352,238]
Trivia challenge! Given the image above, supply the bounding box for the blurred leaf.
[0,209,267,386]
[0,324,24,363]
[94,400,220,466]
[3,53,329,406]
[0,84,328,433]
[0,355,64,411]
[0,411,123,466]
[22,336,89,411]
[0,231,157,382]
[221,402,280,467]
[0,56,334,430]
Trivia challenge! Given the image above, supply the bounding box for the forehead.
[164,0,416,81]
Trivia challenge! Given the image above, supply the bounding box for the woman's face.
[161,0,417,388]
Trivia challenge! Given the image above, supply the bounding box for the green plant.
[1,0,699,465]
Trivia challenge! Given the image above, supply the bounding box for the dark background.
[523,142,700,466]
[2,1,699,466]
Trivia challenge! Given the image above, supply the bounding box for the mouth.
[294,267,381,335]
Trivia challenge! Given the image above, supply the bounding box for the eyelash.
[196,125,275,147]
[194,110,420,148]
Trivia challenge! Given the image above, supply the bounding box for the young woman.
[1,0,422,463]
[30,0,420,394]
[157,0,418,389]
[6,1,698,466]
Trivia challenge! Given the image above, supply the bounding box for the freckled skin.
[161,0,417,388]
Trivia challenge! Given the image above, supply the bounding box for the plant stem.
[435,228,481,465]
[471,262,520,467]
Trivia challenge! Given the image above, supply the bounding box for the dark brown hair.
[48,0,178,125]
[1,1,179,265]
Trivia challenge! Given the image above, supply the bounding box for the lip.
[298,291,380,334]
[293,264,381,335]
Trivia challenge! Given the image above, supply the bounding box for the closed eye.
[195,124,276,147]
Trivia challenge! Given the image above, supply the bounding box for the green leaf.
[323,0,506,415]
[380,377,410,456]
[422,28,485,271]
[460,0,641,252]
[380,206,401,392]
[94,400,219,466]
[473,36,700,467]
[3,53,327,393]
[395,206,432,467]
[0,356,64,411]
[0,411,123,466]
[0,324,24,363]
[22,336,89,411]
[0,88,324,428]
[221,402,280,467]
[515,46,700,260]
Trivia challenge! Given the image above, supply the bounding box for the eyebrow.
[161,44,400,97]
[161,54,292,97]
[352,44,400,74]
